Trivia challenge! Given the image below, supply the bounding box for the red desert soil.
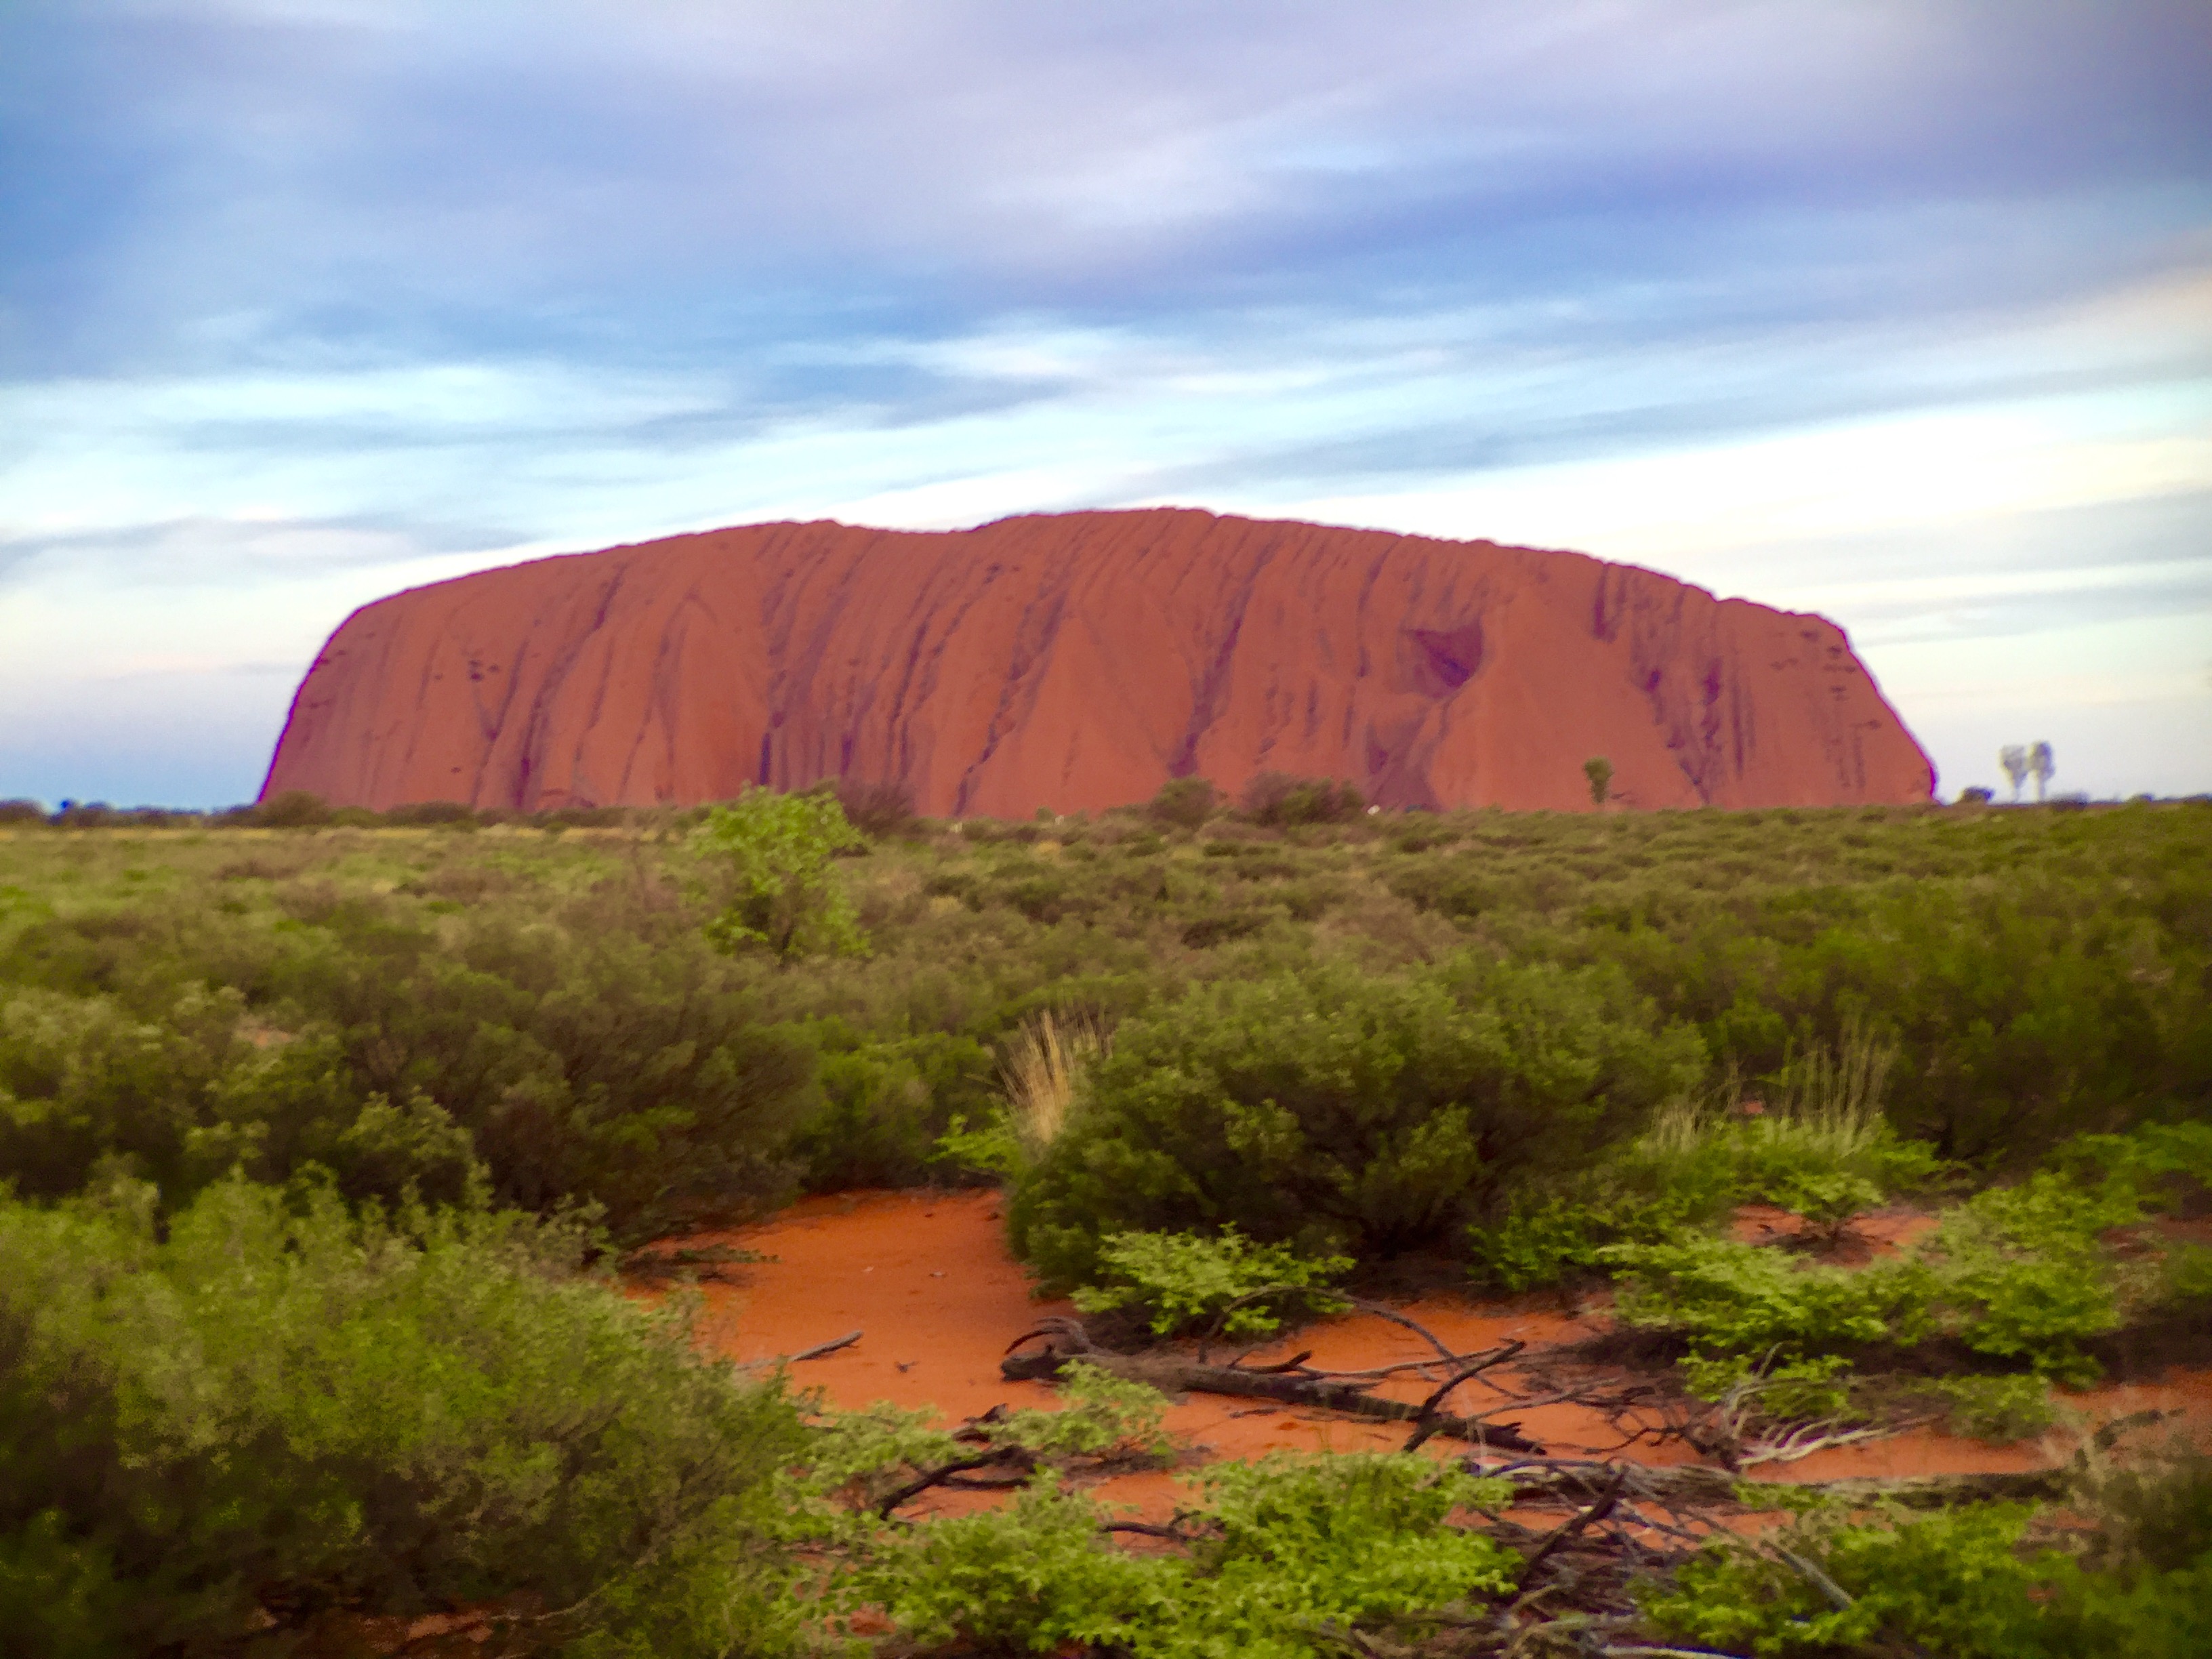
[261,508,1933,817]
[679,1190,2212,1520]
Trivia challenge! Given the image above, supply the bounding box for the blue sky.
[3,0,2208,807]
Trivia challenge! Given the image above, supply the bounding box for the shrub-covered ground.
[1,790,2208,1654]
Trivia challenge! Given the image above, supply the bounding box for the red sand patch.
[676,1189,2211,1519]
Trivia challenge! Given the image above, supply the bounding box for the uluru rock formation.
[261,509,1933,816]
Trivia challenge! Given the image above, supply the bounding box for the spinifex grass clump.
[935,1005,1114,1179]
[1469,1027,1942,1293]
[1000,1005,1113,1155]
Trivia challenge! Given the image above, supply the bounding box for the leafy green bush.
[787,1029,995,1190]
[856,1455,1518,1658]
[1605,1153,2172,1383]
[1641,1503,2051,1657]
[1071,1227,1353,1338]
[1906,1373,2058,1442]
[1147,777,1221,830]
[1468,1029,1942,1290]
[1010,953,1704,1288]
[1176,1455,1519,1652]
[0,1177,808,1657]
[1919,1170,2142,1378]
[1603,1233,1935,1357]
[1645,1461,2212,1659]
[852,1478,1176,1653]
[1239,772,1366,827]
[2051,1121,2212,1209]
[692,788,868,958]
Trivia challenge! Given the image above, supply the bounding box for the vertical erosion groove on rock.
[260,508,1935,814]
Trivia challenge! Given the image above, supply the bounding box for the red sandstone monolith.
[260,508,1933,815]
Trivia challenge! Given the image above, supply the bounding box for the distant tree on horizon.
[2000,745,2030,802]
[2029,740,2055,803]
[1583,756,1614,807]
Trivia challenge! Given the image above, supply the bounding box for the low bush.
[1147,776,1221,830]
[1905,1373,2059,1442]
[1070,1227,1353,1339]
[1603,1135,2196,1385]
[854,1454,1519,1658]
[1008,953,1704,1289]
[1468,1036,1944,1291]
[0,1177,808,1657]
[253,789,333,828]
[1642,1454,2212,1658]
[832,777,919,839]
[1919,1170,2141,1378]
[787,1029,996,1190]
[1603,1233,1936,1357]
[380,799,477,827]
[1641,1502,2052,1657]
[1239,771,1366,827]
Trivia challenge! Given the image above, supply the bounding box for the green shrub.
[1641,1504,2051,1657]
[692,788,867,959]
[1239,772,1366,827]
[0,1177,808,1657]
[1907,1374,2058,1442]
[1920,1170,2141,1378]
[853,1478,1176,1654]
[1148,777,1221,830]
[1175,1455,1519,1653]
[1644,1465,2212,1659]
[1469,1073,1941,1292]
[2051,1121,2212,1209]
[856,1455,1518,1658]
[252,790,332,828]
[1679,1350,1856,1422]
[1010,954,1704,1288]
[1603,1233,1935,1357]
[380,799,476,827]
[1603,1155,2167,1382]
[788,1030,994,1190]
[1071,1227,1353,1338]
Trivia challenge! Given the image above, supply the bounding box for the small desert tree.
[2028,740,2054,802]
[693,787,868,959]
[1584,756,1614,807]
[1148,776,1220,831]
[1999,745,2030,802]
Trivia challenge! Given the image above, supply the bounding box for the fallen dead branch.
[1003,1317,1549,1453]
[874,1446,1034,1516]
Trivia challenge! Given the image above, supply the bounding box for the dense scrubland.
[1,787,2207,1654]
